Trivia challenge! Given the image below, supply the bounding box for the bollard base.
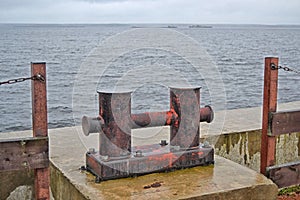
[86,144,214,181]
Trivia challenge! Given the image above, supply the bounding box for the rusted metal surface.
[260,57,278,175]
[84,87,214,181]
[200,105,214,123]
[0,137,49,171]
[131,111,174,128]
[170,87,201,149]
[131,105,212,129]
[31,62,50,200]
[86,144,214,181]
[267,161,300,188]
[82,116,104,136]
[31,62,48,137]
[270,110,300,136]
[82,106,213,135]
[99,92,132,157]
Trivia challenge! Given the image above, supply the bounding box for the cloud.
[0,0,299,24]
[0,0,52,9]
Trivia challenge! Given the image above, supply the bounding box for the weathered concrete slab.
[49,126,277,200]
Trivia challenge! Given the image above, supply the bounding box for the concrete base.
[49,127,277,200]
[4,101,297,199]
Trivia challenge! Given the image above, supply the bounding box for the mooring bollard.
[83,87,214,181]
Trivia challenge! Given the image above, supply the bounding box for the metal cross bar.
[82,106,213,135]
[270,109,300,136]
[267,160,300,188]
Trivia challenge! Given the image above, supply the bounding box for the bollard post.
[99,92,132,157]
[260,57,278,175]
[31,62,50,200]
[170,87,201,149]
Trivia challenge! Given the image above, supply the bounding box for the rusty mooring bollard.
[83,87,214,181]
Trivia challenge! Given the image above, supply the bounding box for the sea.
[0,24,300,133]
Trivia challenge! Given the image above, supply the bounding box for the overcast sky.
[0,0,299,24]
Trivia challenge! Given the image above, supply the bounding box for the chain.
[271,63,300,75]
[0,74,45,86]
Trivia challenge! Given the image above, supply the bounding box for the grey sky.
[0,0,299,24]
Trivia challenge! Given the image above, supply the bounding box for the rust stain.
[143,181,163,189]
[148,153,178,168]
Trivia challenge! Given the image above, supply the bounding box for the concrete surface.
[49,126,277,200]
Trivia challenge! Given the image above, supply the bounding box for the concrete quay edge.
[4,101,300,199]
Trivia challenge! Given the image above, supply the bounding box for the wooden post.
[31,62,50,200]
[260,57,278,175]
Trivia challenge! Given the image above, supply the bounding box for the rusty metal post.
[99,92,132,157]
[260,57,278,175]
[31,62,50,200]
[170,87,201,149]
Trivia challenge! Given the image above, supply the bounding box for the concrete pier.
[5,101,300,199]
[50,126,277,200]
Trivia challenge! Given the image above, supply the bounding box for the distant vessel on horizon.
[131,25,178,29]
[189,25,212,28]
[166,25,177,28]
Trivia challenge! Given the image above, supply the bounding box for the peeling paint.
[210,130,300,172]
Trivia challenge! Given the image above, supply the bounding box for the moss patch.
[278,185,300,196]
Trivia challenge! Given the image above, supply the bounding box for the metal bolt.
[101,155,109,161]
[135,150,143,157]
[88,148,95,154]
[160,140,168,146]
[95,176,101,183]
[203,141,210,148]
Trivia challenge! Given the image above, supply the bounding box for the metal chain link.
[0,74,45,86]
[271,63,300,75]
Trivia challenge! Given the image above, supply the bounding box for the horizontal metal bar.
[267,160,300,188]
[131,105,213,128]
[270,109,300,136]
[82,106,214,135]
[0,137,49,171]
[131,110,174,129]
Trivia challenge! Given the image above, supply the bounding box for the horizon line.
[1,22,300,26]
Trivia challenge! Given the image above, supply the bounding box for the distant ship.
[189,25,212,28]
[131,25,177,28]
[166,25,177,28]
